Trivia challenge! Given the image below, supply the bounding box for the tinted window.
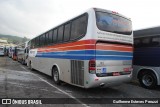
[134,39,141,48]
[134,36,160,48]
[40,35,43,46]
[58,26,64,42]
[70,14,88,40]
[42,34,46,46]
[38,36,40,46]
[31,39,35,49]
[53,29,57,43]
[64,23,71,41]
[151,36,160,47]
[35,37,39,47]
[45,33,49,44]
[142,38,150,44]
[96,12,132,35]
[49,30,53,43]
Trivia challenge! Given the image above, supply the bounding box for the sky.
[0,0,160,39]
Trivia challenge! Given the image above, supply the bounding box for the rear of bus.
[12,47,18,60]
[85,8,133,88]
[0,47,4,56]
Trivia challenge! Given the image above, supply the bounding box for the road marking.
[20,65,89,107]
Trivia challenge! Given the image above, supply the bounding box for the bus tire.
[138,70,157,89]
[52,67,60,85]
[22,59,25,65]
[29,61,33,71]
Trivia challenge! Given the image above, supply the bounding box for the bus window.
[43,34,46,46]
[45,33,49,45]
[39,35,43,46]
[134,39,141,48]
[141,37,150,47]
[70,14,87,40]
[53,29,57,43]
[49,30,53,44]
[151,36,160,47]
[37,37,40,47]
[96,12,132,35]
[64,23,71,41]
[58,25,64,42]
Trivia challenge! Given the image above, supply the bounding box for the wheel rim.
[142,74,153,86]
[53,70,58,82]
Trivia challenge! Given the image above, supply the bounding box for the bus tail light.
[89,59,96,74]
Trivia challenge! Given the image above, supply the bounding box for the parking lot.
[0,56,160,107]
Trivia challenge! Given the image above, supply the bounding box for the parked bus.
[28,8,133,88]
[12,46,18,60]
[133,27,160,89]
[4,46,9,56]
[0,46,4,56]
[17,41,29,64]
[17,45,25,63]
[8,47,12,58]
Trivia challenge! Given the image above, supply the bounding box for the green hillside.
[0,34,30,44]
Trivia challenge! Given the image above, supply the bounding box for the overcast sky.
[0,0,160,39]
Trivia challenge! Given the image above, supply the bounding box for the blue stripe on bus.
[36,50,133,60]
[39,50,133,56]
[36,54,132,60]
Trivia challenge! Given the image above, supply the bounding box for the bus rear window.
[0,48,3,51]
[96,12,132,35]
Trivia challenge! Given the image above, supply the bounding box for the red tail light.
[89,59,96,74]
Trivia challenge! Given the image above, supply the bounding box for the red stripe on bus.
[37,39,133,52]
[38,39,96,52]
[96,45,133,52]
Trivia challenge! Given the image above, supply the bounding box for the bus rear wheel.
[139,71,157,89]
[29,61,33,70]
[52,67,60,85]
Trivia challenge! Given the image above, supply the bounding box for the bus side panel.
[134,47,160,66]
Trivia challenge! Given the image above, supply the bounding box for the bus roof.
[94,8,131,20]
[134,26,160,38]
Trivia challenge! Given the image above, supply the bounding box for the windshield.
[0,48,3,51]
[96,12,132,35]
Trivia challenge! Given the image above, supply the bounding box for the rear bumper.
[85,73,132,88]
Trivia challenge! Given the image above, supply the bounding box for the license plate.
[113,72,120,76]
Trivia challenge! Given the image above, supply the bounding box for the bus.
[17,41,29,64]
[0,46,4,56]
[133,27,160,89]
[28,8,133,88]
[8,47,12,58]
[11,46,17,60]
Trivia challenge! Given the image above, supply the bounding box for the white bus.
[0,46,4,56]
[17,41,29,64]
[28,8,133,88]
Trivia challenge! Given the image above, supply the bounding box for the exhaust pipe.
[100,83,105,87]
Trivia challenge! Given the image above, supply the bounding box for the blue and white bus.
[133,27,160,89]
[28,8,133,88]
